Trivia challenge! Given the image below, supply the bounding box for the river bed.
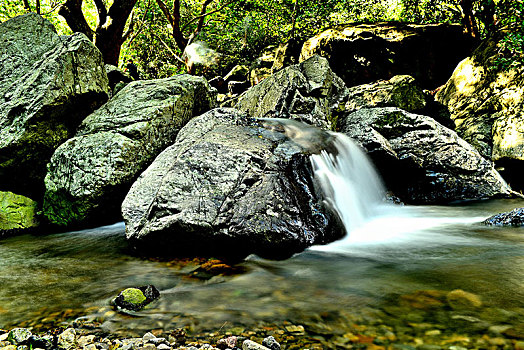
[0,199,523,345]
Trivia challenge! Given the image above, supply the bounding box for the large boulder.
[344,75,427,113]
[236,55,347,129]
[436,35,524,189]
[122,108,343,259]
[0,13,109,198]
[43,75,215,227]
[0,191,38,234]
[300,23,474,89]
[343,75,453,129]
[339,107,513,203]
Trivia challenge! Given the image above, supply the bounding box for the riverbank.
[2,307,524,350]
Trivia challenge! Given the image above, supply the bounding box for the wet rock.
[0,13,109,199]
[7,328,31,345]
[339,107,513,203]
[242,340,271,350]
[237,55,347,129]
[122,108,344,259]
[262,336,280,350]
[483,207,524,226]
[43,75,215,227]
[503,324,524,339]
[29,335,53,350]
[300,22,474,88]
[112,285,160,312]
[446,289,482,310]
[0,191,38,233]
[57,328,76,350]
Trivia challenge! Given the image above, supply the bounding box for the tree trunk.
[460,0,480,39]
[59,0,137,66]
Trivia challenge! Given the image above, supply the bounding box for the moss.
[121,288,147,305]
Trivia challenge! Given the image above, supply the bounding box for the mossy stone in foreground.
[111,285,160,312]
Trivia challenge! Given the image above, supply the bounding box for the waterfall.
[310,133,386,233]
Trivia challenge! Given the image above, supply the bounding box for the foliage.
[493,0,524,70]
[0,0,72,34]
[2,0,522,76]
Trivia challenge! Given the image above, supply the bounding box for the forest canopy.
[1,0,522,77]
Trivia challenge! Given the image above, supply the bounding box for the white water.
[309,132,487,252]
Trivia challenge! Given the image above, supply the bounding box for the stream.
[0,199,523,341]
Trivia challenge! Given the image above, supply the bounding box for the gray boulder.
[0,13,109,198]
[344,75,426,114]
[236,55,347,129]
[122,108,343,259]
[339,107,513,203]
[43,75,215,226]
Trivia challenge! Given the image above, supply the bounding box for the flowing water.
[0,130,523,344]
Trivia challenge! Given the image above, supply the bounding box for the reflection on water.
[0,200,523,337]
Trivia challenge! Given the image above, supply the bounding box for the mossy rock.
[0,191,38,232]
[111,285,160,312]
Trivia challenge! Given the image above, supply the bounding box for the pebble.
[0,335,6,342]
[143,333,157,342]
[58,328,76,350]
[7,328,32,345]
[262,336,280,350]
[242,340,271,350]
[446,290,482,310]
[157,344,172,350]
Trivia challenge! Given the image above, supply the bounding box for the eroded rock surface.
[122,108,343,259]
[339,107,512,203]
[0,13,109,198]
[43,75,215,226]
[236,55,347,129]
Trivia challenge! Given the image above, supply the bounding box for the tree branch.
[153,33,186,64]
[58,0,95,39]
[122,9,135,41]
[155,0,174,26]
[93,0,108,27]
[22,0,31,12]
[181,0,239,33]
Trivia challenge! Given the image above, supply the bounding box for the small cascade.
[259,117,387,234]
[310,133,386,232]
